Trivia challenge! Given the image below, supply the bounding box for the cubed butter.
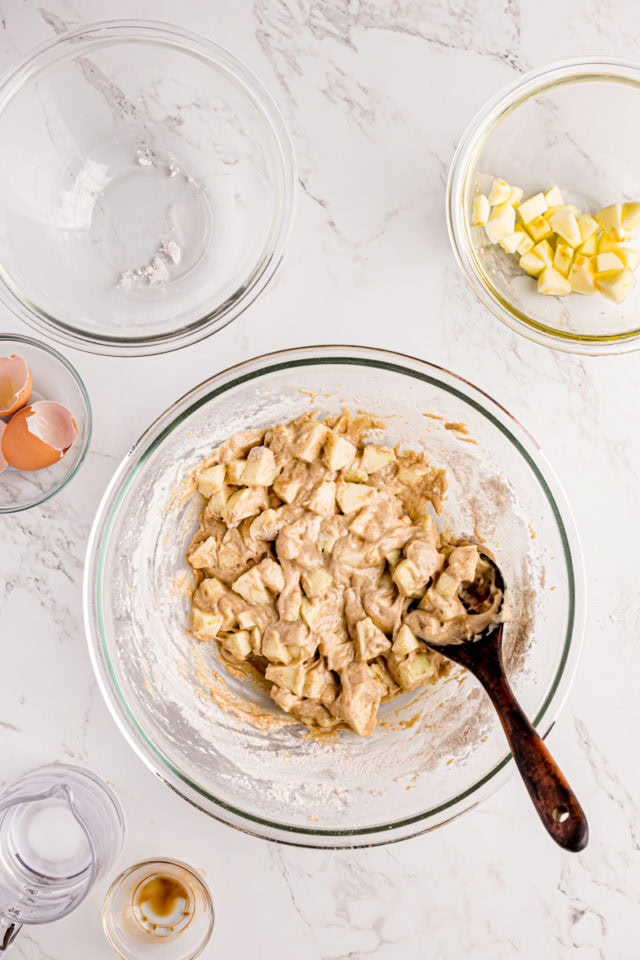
[524,215,553,242]
[487,178,512,206]
[594,252,625,275]
[547,208,582,248]
[472,194,490,226]
[484,202,516,244]
[553,243,574,278]
[519,251,545,277]
[621,202,640,232]
[537,266,572,296]
[568,255,596,295]
[532,239,554,267]
[595,267,637,303]
[518,193,547,224]
[544,184,564,207]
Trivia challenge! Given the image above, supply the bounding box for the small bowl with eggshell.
[0,334,91,513]
[447,58,640,355]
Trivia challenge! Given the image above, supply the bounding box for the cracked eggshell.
[0,354,33,418]
[0,422,7,473]
[2,400,78,471]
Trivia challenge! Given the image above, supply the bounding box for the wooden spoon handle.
[480,670,588,852]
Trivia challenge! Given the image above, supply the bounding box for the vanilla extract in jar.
[103,859,214,959]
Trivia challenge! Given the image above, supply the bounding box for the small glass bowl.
[0,335,91,513]
[447,58,640,355]
[103,859,214,960]
[0,21,296,356]
[85,346,585,847]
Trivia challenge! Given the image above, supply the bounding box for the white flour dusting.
[118,240,182,289]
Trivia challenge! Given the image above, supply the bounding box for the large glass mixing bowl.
[84,347,585,846]
[0,21,295,356]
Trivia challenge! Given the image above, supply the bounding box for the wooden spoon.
[422,556,588,852]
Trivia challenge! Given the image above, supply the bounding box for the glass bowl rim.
[84,344,586,846]
[0,332,92,513]
[446,56,640,356]
[0,19,297,357]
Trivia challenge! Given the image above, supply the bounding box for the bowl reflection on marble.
[0,334,91,514]
[84,346,585,847]
[447,58,640,355]
[0,21,295,356]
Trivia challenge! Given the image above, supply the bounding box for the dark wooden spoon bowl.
[423,557,588,852]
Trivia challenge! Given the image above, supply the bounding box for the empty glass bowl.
[447,59,640,354]
[0,21,296,356]
[0,335,91,513]
[84,346,585,846]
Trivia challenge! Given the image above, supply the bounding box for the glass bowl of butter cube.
[447,58,640,354]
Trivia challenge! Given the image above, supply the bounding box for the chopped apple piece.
[484,202,516,244]
[259,558,285,594]
[196,464,226,498]
[301,568,333,598]
[225,460,247,484]
[222,487,268,526]
[354,617,391,660]
[537,266,571,296]
[518,193,547,224]
[188,536,219,569]
[306,480,336,515]
[392,650,436,691]
[265,662,306,697]
[300,598,323,631]
[249,508,280,540]
[391,624,419,658]
[232,567,271,605]
[197,577,226,605]
[293,421,330,462]
[472,194,490,226]
[360,444,396,474]
[262,628,292,664]
[553,243,574,278]
[336,481,374,514]
[488,178,512,206]
[392,559,423,596]
[323,431,357,471]
[220,630,253,661]
[205,485,231,519]
[568,255,596,295]
[595,267,637,303]
[434,570,459,599]
[192,608,223,641]
[242,446,278,486]
[547,208,581,248]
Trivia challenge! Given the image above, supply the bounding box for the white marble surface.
[2,1,640,957]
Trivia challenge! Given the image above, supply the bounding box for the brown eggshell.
[0,354,33,418]
[2,401,78,471]
[0,421,7,473]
